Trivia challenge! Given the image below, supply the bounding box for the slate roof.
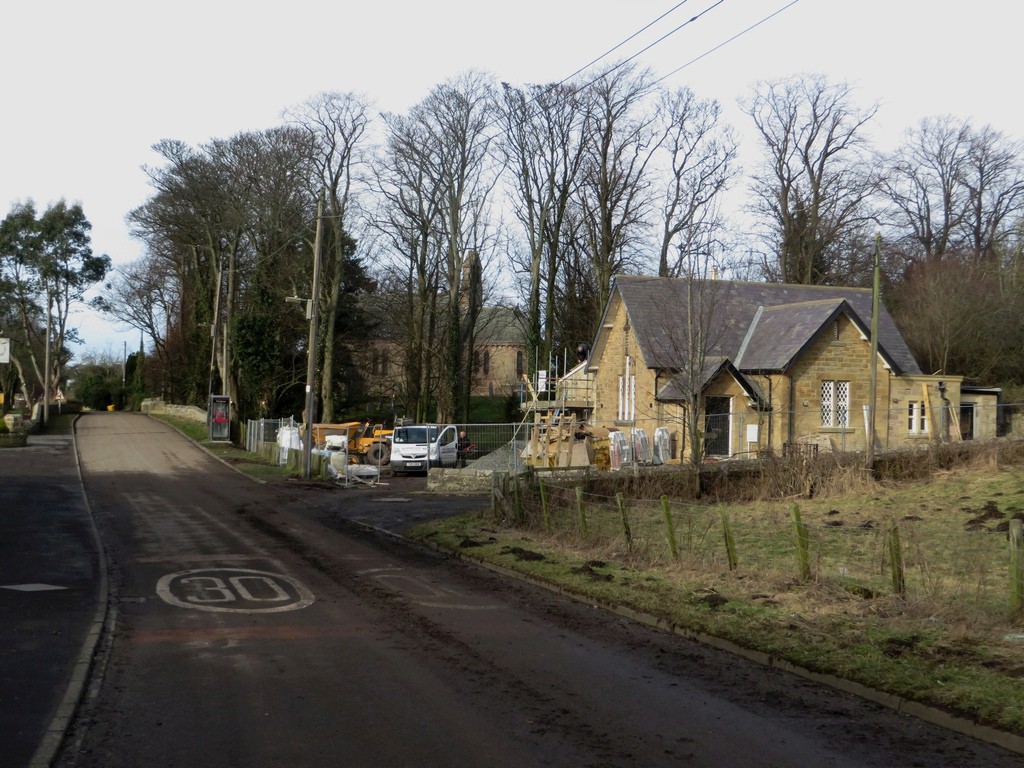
[353,295,525,345]
[656,356,767,404]
[606,276,921,377]
[474,306,527,345]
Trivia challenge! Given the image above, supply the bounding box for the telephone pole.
[302,193,324,479]
[866,234,881,470]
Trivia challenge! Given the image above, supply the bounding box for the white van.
[389,424,458,474]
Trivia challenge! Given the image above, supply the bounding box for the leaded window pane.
[835,381,849,427]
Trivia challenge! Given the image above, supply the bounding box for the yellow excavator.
[311,421,393,464]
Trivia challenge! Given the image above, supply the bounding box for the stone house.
[350,299,527,412]
[585,275,997,461]
[470,306,527,398]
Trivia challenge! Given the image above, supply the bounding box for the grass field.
[410,453,1024,737]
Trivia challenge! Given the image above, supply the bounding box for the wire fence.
[238,400,1024,473]
[489,471,1024,619]
[243,417,299,464]
[240,418,533,470]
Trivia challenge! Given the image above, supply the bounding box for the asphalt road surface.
[49,413,1021,767]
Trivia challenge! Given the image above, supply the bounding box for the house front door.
[704,396,731,458]
[959,403,975,440]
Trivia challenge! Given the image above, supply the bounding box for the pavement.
[0,432,105,768]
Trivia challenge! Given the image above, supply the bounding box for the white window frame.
[821,380,850,428]
[907,400,928,434]
[617,355,636,422]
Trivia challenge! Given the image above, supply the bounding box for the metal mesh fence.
[244,417,299,463]
[455,422,531,472]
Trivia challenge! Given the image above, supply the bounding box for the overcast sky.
[3,0,1020,358]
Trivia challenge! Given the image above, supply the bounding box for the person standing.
[457,430,471,468]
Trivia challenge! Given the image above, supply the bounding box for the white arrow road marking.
[358,567,497,610]
[1,583,69,592]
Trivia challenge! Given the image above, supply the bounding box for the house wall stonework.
[591,296,661,434]
[784,315,885,452]
[471,342,523,398]
[960,393,998,440]
[887,375,963,444]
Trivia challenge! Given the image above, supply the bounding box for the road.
[40,412,1020,766]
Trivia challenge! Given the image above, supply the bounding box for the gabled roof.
[601,276,921,377]
[735,298,900,372]
[354,294,526,345]
[657,356,767,406]
[474,306,527,345]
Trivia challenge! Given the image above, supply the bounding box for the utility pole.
[866,234,881,470]
[302,193,325,479]
[43,286,51,427]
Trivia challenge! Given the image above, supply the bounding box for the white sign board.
[0,338,9,364]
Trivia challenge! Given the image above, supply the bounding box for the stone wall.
[426,467,495,494]
[140,398,207,423]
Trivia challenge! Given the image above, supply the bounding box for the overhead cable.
[655,0,802,86]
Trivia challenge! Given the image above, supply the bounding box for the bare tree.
[744,74,878,285]
[653,86,738,278]
[373,110,445,422]
[876,117,1024,268]
[877,115,972,264]
[377,72,500,424]
[499,81,587,381]
[286,91,372,422]
[576,63,659,329]
[94,253,179,373]
[893,258,1004,380]
[959,125,1024,262]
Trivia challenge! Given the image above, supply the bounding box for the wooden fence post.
[513,475,523,526]
[791,503,811,582]
[1010,519,1024,614]
[721,508,737,571]
[539,477,551,534]
[888,516,906,598]
[616,492,633,550]
[662,495,679,560]
[576,486,588,536]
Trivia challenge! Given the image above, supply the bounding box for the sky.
[3,0,1021,360]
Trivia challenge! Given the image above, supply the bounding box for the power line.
[654,0,802,86]
[572,1,728,92]
[556,1,696,85]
